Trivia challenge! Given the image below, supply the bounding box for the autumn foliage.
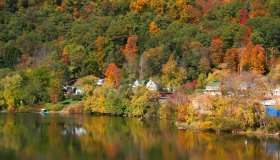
[210,37,224,66]
[240,43,266,74]
[105,63,121,88]
[122,35,138,64]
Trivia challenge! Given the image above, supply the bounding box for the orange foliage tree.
[130,0,146,12]
[105,63,121,88]
[240,43,266,74]
[122,35,138,64]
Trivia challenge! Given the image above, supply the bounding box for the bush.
[126,87,160,118]
[264,117,280,132]
[84,85,128,115]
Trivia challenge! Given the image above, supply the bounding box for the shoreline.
[175,121,280,138]
[4,109,280,138]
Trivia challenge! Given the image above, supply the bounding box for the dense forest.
[0,0,280,112]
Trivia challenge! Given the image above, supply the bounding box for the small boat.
[40,108,49,114]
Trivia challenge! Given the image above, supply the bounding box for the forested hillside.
[0,0,280,110]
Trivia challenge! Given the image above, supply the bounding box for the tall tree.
[105,63,121,88]
[240,43,266,74]
[122,35,138,80]
[251,44,266,74]
[210,37,224,66]
[122,35,138,64]
[224,48,240,72]
[161,55,187,90]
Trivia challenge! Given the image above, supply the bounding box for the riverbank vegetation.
[0,0,280,132]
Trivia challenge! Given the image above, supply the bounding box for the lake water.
[0,113,279,160]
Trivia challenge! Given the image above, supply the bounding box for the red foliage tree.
[239,8,249,25]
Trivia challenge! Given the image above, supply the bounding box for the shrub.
[84,85,128,115]
[126,87,160,118]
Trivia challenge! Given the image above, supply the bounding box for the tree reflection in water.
[0,113,278,160]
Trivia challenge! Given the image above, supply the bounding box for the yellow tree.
[149,21,160,34]
[162,55,187,90]
[251,44,266,74]
[147,0,164,15]
[240,43,253,72]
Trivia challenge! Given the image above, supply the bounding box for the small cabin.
[75,88,83,96]
[146,80,159,91]
[96,79,104,86]
[63,86,83,96]
[261,99,277,107]
[204,81,222,96]
[132,80,147,88]
[271,88,280,97]
[63,86,76,94]
[132,80,159,91]
[239,82,256,91]
[261,98,280,118]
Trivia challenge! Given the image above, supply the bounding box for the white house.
[132,80,146,88]
[96,79,104,86]
[261,99,277,107]
[272,88,280,97]
[145,80,159,91]
[204,81,222,96]
[75,88,83,96]
[63,86,83,96]
[239,82,256,90]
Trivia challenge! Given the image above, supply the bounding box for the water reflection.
[62,127,87,136]
[0,113,278,160]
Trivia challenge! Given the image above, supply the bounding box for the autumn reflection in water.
[0,113,279,160]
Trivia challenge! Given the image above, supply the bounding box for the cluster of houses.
[62,75,280,118]
[132,80,159,91]
[62,79,105,96]
[63,86,83,96]
[203,80,280,117]
[63,79,160,96]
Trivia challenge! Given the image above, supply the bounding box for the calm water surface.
[0,113,279,160]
